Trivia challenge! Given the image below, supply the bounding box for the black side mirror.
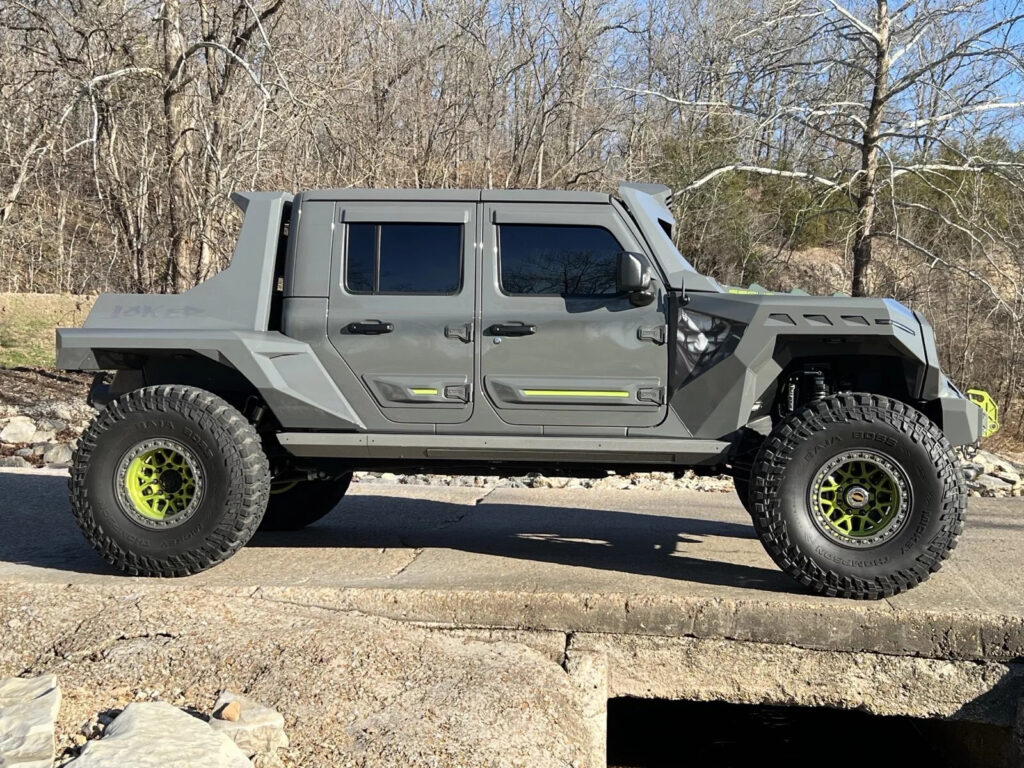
[616,251,655,306]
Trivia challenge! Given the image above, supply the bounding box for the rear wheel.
[259,474,353,531]
[69,385,270,577]
[751,393,965,599]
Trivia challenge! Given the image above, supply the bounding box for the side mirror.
[616,251,655,306]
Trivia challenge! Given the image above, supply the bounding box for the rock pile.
[0,674,289,768]
[961,449,1024,498]
[0,402,95,470]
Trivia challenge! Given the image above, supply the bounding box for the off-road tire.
[69,385,270,576]
[259,475,353,531]
[751,393,966,600]
[732,472,752,514]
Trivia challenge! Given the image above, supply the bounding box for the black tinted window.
[346,223,376,293]
[499,224,623,296]
[346,223,462,294]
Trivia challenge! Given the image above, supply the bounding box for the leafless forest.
[2,0,1024,440]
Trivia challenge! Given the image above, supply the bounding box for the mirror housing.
[617,251,655,306]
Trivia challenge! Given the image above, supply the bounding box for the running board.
[277,432,730,464]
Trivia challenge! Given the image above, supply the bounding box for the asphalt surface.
[0,467,1017,602]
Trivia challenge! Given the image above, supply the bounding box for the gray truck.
[56,183,992,599]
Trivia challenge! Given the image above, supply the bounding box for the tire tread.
[750,393,966,600]
[69,385,270,577]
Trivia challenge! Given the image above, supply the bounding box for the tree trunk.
[160,0,191,293]
[851,0,890,297]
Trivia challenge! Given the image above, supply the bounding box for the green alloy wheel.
[119,439,203,527]
[70,385,270,577]
[750,393,965,600]
[809,450,910,547]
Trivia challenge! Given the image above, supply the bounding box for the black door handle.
[489,323,537,336]
[346,320,394,335]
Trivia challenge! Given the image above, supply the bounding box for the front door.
[480,203,669,429]
[327,202,476,425]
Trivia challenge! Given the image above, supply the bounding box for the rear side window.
[499,224,623,296]
[346,223,462,294]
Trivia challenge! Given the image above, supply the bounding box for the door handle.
[346,320,394,335]
[489,323,537,336]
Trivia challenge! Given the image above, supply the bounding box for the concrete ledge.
[248,586,1024,663]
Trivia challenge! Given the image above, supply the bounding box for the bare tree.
[622,0,1024,300]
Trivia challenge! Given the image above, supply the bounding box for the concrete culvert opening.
[606,698,1017,768]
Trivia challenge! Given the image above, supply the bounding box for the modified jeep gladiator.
[57,183,994,599]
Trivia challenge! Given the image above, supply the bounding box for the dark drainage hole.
[607,698,1016,768]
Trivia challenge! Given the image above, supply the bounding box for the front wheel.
[751,393,966,600]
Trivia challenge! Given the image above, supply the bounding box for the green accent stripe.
[411,388,439,395]
[522,389,630,398]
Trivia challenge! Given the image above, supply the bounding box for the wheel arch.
[67,330,366,432]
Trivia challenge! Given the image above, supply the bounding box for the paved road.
[1,466,1021,605]
[1,467,1023,658]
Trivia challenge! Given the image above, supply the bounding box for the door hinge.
[445,323,474,343]
[637,386,665,405]
[444,384,471,403]
[638,325,668,344]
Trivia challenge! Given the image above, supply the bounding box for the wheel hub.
[158,469,184,494]
[116,439,205,529]
[809,450,911,548]
[844,485,870,509]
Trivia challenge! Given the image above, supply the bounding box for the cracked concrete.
[2,469,1024,764]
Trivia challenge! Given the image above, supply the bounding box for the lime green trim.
[124,447,197,520]
[410,388,439,395]
[522,389,630,398]
[270,479,301,496]
[814,457,900,538]
[966,389,999,438]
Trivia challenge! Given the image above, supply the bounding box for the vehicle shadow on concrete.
[0,472,794,592]
[0,472,124,576]
[250,493,797,593]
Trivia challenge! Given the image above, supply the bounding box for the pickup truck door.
[479,202,669,429]
[326,202,476,425]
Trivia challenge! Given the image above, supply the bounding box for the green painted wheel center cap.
[118,439,204,528]
[809,450,910,547]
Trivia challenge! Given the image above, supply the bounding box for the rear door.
[480,203,669,429]
[327,202,476,425]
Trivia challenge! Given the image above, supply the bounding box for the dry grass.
[0,293,95,368]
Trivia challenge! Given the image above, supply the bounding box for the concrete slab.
[1,468,1023,763]
[0,469,1022,661]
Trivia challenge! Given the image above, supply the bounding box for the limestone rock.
[35,419,67,435]
[68,702,251,768]
[970,474,1013,496]
[210,692,288,756]
[0,417,36,445]
[0,673,61,768]
[0,456,31,469]
[975,450,1021,476]
[42,443,73,466]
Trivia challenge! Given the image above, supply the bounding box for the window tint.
[346,223,376,293]
[346,223,462,294]
[499,224,623,296]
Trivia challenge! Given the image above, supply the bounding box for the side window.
[346,223,462,294]
[499,224,623,296]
